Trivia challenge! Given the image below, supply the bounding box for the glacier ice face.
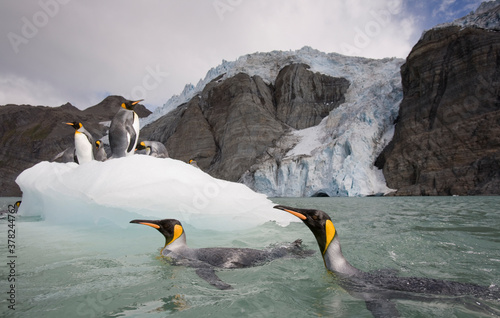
[16,156,296,230]
[242,54,404,197]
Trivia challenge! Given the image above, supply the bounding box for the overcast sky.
[0,0,485,110]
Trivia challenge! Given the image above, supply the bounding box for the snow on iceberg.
[16,156,296,230]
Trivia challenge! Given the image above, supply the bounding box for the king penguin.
[130,218,314,290]
[135,141,169,158]
[188,159,200,169]
[95,140,107,161]
[274,205,500,317]
[66,122,95,164]
[109,99,143,158]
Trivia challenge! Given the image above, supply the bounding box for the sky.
[0,0,486,110]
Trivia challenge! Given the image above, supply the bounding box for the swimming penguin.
[274,205,500,317]
[109,99,143,158]
[66,122,95,164]
[95,140,107,161]
[135,141,169,158]
[130,218,314,290]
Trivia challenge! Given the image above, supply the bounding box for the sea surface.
[1,196,499,317]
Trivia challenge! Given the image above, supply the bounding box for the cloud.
[0,74,59,106]
[0,0,465,110]
[432,0,483,20]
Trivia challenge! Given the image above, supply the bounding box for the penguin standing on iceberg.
[95,140,107,161]
[109,99,143,158]
[66,122,95,164]
[136,141,169,158]
[189,159,200,169]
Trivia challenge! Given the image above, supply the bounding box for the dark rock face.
[141,65,350,182]
[0,96,151,196]
[142,73,283,181]
[167,98,218,170]
[275,64,350,129]
[377,26,500,195]
[200,73,283,181]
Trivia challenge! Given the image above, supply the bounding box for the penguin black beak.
[131,99,144,106]
[273,205,307,220]
[130,219,160,229]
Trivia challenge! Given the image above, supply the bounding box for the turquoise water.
[1,196,499,317]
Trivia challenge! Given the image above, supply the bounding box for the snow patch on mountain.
[430,0,500,33]
[142,47,394,127]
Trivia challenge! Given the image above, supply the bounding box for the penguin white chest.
[74,131,93,164]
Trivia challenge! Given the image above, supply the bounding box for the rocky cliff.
[377,8,500,195]
[0,96,150,196]
[274,64,349,129]
[140,64,350,182]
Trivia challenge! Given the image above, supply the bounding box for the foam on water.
[15,156,297,230]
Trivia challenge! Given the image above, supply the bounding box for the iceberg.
[16,156,296,230]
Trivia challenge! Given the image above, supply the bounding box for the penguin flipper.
[364,298,400,318]
[73,148,79,164]
[195,268,233,290]
[126,125,137,153]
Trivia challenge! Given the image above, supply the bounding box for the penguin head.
[273,205,336,255]
[136,141,147,151]
[95,140,102,149]
[121,99,144,110]
[66,121,82,130]
[130,218,184,248]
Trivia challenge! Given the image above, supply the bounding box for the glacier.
[242,55,403,197]
[429,0,500,33]
[16,156,296,230]
[144,46,404,197]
